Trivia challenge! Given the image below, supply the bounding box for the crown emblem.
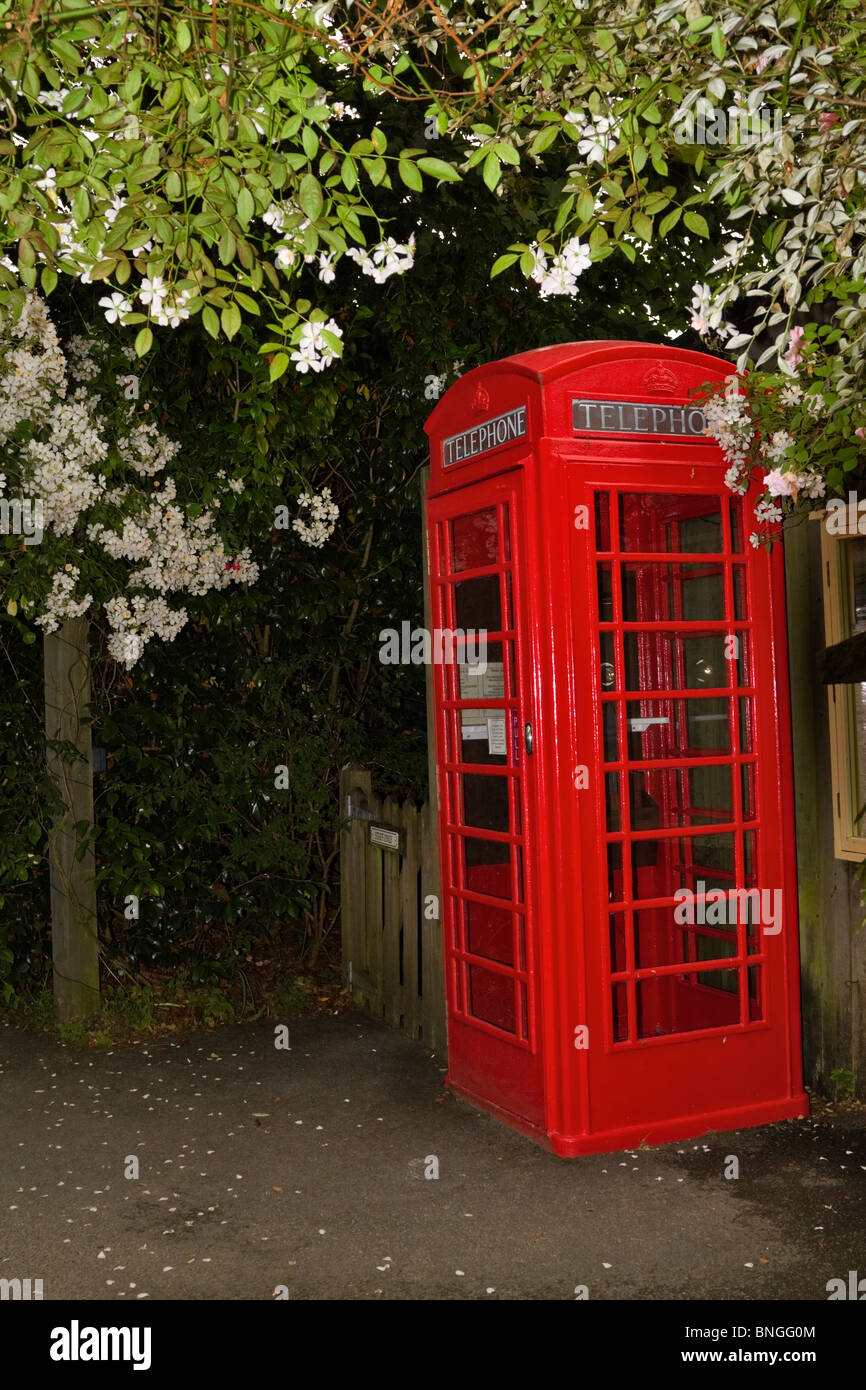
[471,383,490,414]
[643,365,678,395]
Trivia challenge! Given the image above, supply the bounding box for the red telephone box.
[424,341,808,1157]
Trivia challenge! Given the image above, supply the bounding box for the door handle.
[524,722,533,755]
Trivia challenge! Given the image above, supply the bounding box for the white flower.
[346,234,415,284]
[291,318,343,374]
[98,292,131,325]
[139,277,166,309]
[761,430,794,463]
[577,114,617,163]
[561,237,592,276]
[292,487,339,547]
[318,253,336,283]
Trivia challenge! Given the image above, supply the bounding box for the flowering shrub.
[697,321,865,548]
[292,488,340,548]
[0,295,259,665]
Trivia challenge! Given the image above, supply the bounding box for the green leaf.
[302,125,318,160]
[529,124,558,156]
[221,302,242,340]
[269,351,290,382]
[684,210,709,238]
[40,266,58,296]
[416,156,460,183]
[711,23,726,61]
[493,141,519,166]
[398,158,423,191]
[490,252,518,278]
[177,19,192,53]
[202,305,220,339]
[134,325,153,357]
[576,190,595,223]
[482,150,500,192]
[298,173,323,221]
[341,156,357,191]
[659,207,681,237]
[632,211,653,242]
[218,227,237,265]
[237,187,255,226]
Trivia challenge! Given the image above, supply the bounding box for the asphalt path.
[1,1013,863,1301]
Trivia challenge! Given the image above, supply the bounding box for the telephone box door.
[570,467,803,1142]
[427,471,545,1127]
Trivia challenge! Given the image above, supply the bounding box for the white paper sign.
[487,717,507,755]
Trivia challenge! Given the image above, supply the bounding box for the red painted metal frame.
[425,342,808,1157]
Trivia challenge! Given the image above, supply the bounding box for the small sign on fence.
[369,822,403,854]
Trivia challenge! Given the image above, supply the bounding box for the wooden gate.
[340,766,446,1053]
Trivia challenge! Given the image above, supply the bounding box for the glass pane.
[597,563,614,621]
[749,966,763,1020]
[606,773,621,831]
[595,493,611,551]
[458,642,506,703]
[467,965,516,1033]
[739,697,754,753]
[733,565,748,619]
[600,631,617,690]
[610,912,627,972]
[629,832,736,900]
[619,494,724,553]
[454,574,501,631]
[461,773,509,832]
[623,632,728,691]
[603,702,619,762]
[629,766,733,830]
[466,900,513,965]
[637,974,740,1037]
[462,837,512,900]
[612,981,628,1042]
[621,563,725,621]
[741,763,756,821]
[451,507,498,572]
[626,698,731,758]
[635,905,737,969]
[518,982,529,1041]
[459,714,508,766]
[730,498,743,552]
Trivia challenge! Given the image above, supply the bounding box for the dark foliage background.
[0,125,719,1010]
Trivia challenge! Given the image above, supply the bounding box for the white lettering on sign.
[370,824,401,852]
[442,406,528,467]
[572,399,708,438]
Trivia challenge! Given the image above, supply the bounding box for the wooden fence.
[340,765,446,1053]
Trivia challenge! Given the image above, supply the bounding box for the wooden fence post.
[43,619,99,1020]
[420,466,446,1053]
